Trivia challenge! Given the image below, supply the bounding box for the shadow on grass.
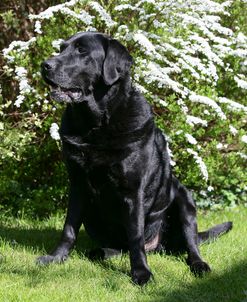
[0,223,131,276]
[0,224,95,253]
[148,260,247,302]
[0,224,131,282]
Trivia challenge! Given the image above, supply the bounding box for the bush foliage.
[0,0,246,216]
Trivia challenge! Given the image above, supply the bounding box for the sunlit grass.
[0,207,247,302]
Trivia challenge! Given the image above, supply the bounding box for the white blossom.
[218,97,247,112]
[133,32,156,55]
[241,135,247,144]
[234,76,247,90]
[29,1,93,25]
[175,130,183,135]
[229,125,238,135]
[185,133,198,145]
[2,37,36,61]
[216,143,223,149]
[89,2,116,27]
[52,39,64,50]
[186,115,208,127]
[158,99,168,107]
[15,67,27,78]
[49,123,60,140]
[237,152,247,159]
[19,79,32,94]
[114,4,138,11]
[133,83,148,94]
[207,186,214,192]
[216,143,228,149]
[14,66,32,106]
[236,32,247,45]
[60,7,94,24]
[166,142,176,166]
[189,93,226,120]
[144,62,188,96]
[34,20,42,34]
[14,95,25,107]
[187,148,208,181]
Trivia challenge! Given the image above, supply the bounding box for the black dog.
[38,32,232,285]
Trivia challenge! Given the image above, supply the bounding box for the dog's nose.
[42,60,56,71]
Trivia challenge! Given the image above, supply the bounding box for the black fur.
[37,32,232,285]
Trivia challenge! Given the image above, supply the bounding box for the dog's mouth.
[44,76,83,103]
[50,85,83,103]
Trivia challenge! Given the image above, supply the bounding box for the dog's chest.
[62,123,134,170]
[81,165,127,232]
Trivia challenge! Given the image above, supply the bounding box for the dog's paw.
[190,261,211,277]
[131,268,153,286]
[36,254,68,265]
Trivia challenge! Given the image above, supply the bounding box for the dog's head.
[41,32,133,103]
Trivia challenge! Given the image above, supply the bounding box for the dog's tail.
[198,221,233,244]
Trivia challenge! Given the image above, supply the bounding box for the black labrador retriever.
[38,32,232,285]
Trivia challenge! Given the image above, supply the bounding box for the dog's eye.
[77,47,87,55]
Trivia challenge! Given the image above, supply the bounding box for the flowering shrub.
[1,0,246,215]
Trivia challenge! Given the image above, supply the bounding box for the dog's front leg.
[123,195,152,285]
[37,185,84,265]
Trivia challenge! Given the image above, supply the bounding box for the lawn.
[0,207,247,302]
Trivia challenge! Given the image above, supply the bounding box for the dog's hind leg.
[87,248,122,260]
[171,176,211,276]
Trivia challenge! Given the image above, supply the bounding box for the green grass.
[0,207,247,302]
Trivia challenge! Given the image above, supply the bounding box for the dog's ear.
[103,39,133,86]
